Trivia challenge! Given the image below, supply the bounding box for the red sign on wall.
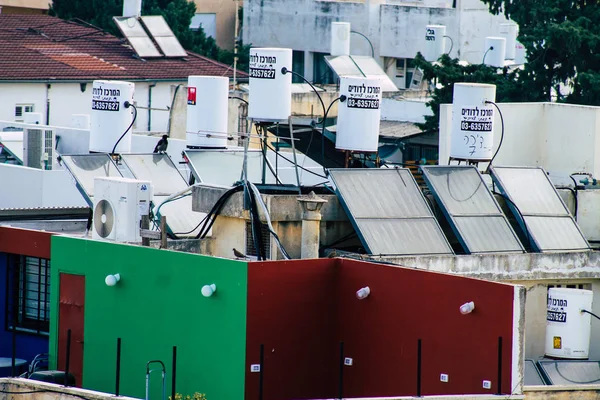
[187,87,197,105]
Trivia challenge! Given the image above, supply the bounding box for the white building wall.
[439,102,600,181]
[0,83,47,123]
[0,81,184,133]
[244,0,517,71]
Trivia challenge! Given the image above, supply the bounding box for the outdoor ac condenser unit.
[92,177,153,243]
[23,128,56,170]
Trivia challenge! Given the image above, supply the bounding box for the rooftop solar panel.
[490,166,590,252]
[140,16,187,58]
[121,154,187,196]
[421,166,524,254]
[538,360,600,385]
[524,360,547,386]
[184,148,330,187]
[325,55,398,92]
[60,154,122,199]
[113,17,162,58]
[328,168,454,256]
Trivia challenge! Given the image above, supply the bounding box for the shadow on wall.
[245,258,516,400]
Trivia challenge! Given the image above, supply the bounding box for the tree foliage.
[480,0,600,104]
[413,53,531,132]
[50,0,250,71]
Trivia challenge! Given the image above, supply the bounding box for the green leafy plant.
[168,392,207,400]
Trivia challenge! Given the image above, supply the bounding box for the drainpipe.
[45,83,51,125]
[296,192,328,259]
[148,82,156,132]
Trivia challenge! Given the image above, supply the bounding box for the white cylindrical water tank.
[545,288,593,359]
[500,23,518,60]
[71,114,90,129]
[90,80,135,154]
[450,83,496,161]
[424,25,447,62]
[336,76,382,152]
[248,48,292,122]
[484,37,506,68]
[186,76,229,148]
[331,22,351,57]
[123,0,142,18]
[23,112,42,125]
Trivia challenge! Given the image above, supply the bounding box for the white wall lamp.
[356,286,371,300]
[201,284,217,298]
[460,301,475,315]
[105,273,121,287]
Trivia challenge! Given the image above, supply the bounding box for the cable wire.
[492,190,533,250]
[485,100,504,172]
[111,102,137,155]
[248,182,291,259]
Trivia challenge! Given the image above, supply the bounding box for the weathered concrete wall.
[0,378,139,400]
[440,102,600,182]
[524,386,600,400]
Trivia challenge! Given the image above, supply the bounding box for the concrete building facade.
[0,0,49,14]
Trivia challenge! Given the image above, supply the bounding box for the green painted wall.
[49,236,248,400]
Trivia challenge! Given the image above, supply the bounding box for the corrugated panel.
[121,154,188,196]
[421,166,524,254]
[329,169,453,256]
[490,166,590,252]
[538,360,600,385]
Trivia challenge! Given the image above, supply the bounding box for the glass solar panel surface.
[421,166,524,254]
[490,166,590,252]
[329,168,453,256]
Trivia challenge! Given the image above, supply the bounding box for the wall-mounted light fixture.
[356,286,371,300]
[460,301,475,315]
[201,284,217,298]
[105,273,121,287]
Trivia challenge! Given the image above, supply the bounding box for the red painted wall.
[246,258,515,400]
[335,258,513,397]
[0,226,52,258]
[245,259,339,400]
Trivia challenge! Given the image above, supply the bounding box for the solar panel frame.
[489,166,590,252]
[60,154,125,202]
[140,15,187,58]
[329,168,454,256]
[421,165,524,254]
[324,55,398,92]
[113,17,162,58]
[120,153,188,196]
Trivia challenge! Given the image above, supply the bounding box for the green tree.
[479,0,600,104]
[413,53,529,132]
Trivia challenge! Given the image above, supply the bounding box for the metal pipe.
[172,346,177,400]
[65,328,72,386]
[148,82,157,131]
[417,339,422,397]
[497,336,503,395]
[259,344,264,400]
[338,341,344,400]
[288,117,302,194]
[116,338,122,396]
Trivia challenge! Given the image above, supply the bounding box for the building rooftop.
[0,14,246,81]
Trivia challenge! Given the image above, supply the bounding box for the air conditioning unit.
[92,177,153,243]
[23,128,56,170]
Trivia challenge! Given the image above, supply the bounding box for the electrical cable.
[262,141,329,179]
[246,180,266,260]
[248,182,291,259]
[111,102,137,155]
[229,96,249,105]
[443,35,454,55]
[492,190,533,250]
[317,96,345,176]
[485,100,504,172]
[482,46,494,65]
[581,309,600,321]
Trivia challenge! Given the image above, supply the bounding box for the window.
[190,13,217,39]
[15,104,34,122]
[292,51,305,83]
[6,255,51,335]
[313,52,335,85]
